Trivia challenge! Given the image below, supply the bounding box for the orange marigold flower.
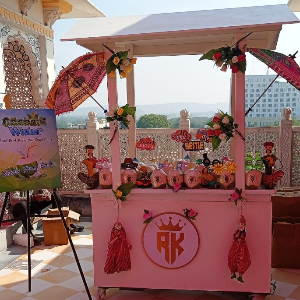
[108,70,116,78]
[120,71,127,78]
[117,108,124,115]
[131,57,137,64]
[213,163,224,175]
[224,161,237,173]
[113,57,120,65]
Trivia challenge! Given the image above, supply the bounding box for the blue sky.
[52,0,300,109]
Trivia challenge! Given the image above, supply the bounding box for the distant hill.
[59,102,229,119]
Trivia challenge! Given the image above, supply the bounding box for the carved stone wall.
[291,129,300,187]
[1,21,43,107]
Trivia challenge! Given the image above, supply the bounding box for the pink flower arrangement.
[200,45,247,74]
[183,208,198,220]
[143,209,153,224]
[228,188,248,206]
[206,110,244,151]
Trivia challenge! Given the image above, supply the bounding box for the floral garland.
[113,182,134,201]
[199,45,246,73]
[228,188,248,206]
[105,104,136,129]
[143,209,153,224]
[183,208,198,220]
[207,111,245,150]
[105,49,137,79]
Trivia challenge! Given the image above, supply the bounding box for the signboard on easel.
[0,109,62,192]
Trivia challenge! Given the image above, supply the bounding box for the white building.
[0,1,104,110]
[245,75,300,127]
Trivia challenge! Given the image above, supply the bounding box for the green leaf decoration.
[237,61,247,74]
[207,121,215,128]
[120,196,127,201]
[127,107,136,117]
[117,51,129,59]
[106,59,116,74]
[143,218,153,224]
[117,182,134,196]
[234,123,239,128]
[122,104,129,115]
[199,49,218,61]
[212,136,221,150]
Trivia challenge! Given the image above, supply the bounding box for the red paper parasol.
[45,52,107,115]
[246,48,300,116]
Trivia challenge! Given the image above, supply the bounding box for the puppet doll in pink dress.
[228,215,251,283]
[104,222,132,274]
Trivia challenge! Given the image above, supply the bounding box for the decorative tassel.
[104,222,132,274]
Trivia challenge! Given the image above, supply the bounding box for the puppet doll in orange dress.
[104,222,132,274]
[228,215,251,283]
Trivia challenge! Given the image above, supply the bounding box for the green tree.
[137,114,171,128]
[169,117,180,128]
[293,119,300,126]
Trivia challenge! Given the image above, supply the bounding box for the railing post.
[87,111,100,158]
[278,107,293,187]
[178,109,190,159]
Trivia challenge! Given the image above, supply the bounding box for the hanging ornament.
[228,215,251,283]
[104,222,132,274]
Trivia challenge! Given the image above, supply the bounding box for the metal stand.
[0,190,92,300]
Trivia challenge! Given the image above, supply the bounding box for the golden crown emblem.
[156,217,185,231]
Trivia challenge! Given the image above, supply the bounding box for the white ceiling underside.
[62,0,105,19]
[61,5,299,57]
[288,0,300,12]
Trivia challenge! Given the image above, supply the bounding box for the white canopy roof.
[62,0,105,19]
[61,5,298,56]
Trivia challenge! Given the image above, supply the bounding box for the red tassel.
[104,222,132,274]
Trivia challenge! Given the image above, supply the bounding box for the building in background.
[245,75,300,127]
[0,0,104,109]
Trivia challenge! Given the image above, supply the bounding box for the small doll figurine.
[104,222,132,274]
[77,145,99,188]
[261,142,284,189]
[262,142,277,175]
[228,215,251,283]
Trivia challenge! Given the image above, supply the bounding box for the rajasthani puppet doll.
[228,215,251,283]
[104,222,132,274]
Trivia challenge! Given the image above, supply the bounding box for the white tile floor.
[1,222,300,300]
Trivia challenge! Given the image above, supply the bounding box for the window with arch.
[3,38,42,109]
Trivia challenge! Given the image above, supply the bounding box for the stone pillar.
[178,109,190,159]
[87,111,100,158]
[278,107,293,187]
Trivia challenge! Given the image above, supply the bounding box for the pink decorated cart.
[62,5,299,299]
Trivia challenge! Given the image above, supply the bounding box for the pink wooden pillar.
[126,43,136,159]
[234,34,246,190]
[105,44,121,189]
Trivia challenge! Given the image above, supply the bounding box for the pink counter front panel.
[89,190,272,293]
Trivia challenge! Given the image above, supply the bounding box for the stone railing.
[57,108,299,192]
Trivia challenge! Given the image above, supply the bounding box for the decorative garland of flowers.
[105,104,136,129]
[228,188,248,206]
[183,208,198,220]
[143,209,153,224]
[113,182,134,201]
[199,45,246,73]
[207,110,245,150]
[105,48,137,79]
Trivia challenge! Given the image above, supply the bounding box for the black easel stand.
[0,190,92,300]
